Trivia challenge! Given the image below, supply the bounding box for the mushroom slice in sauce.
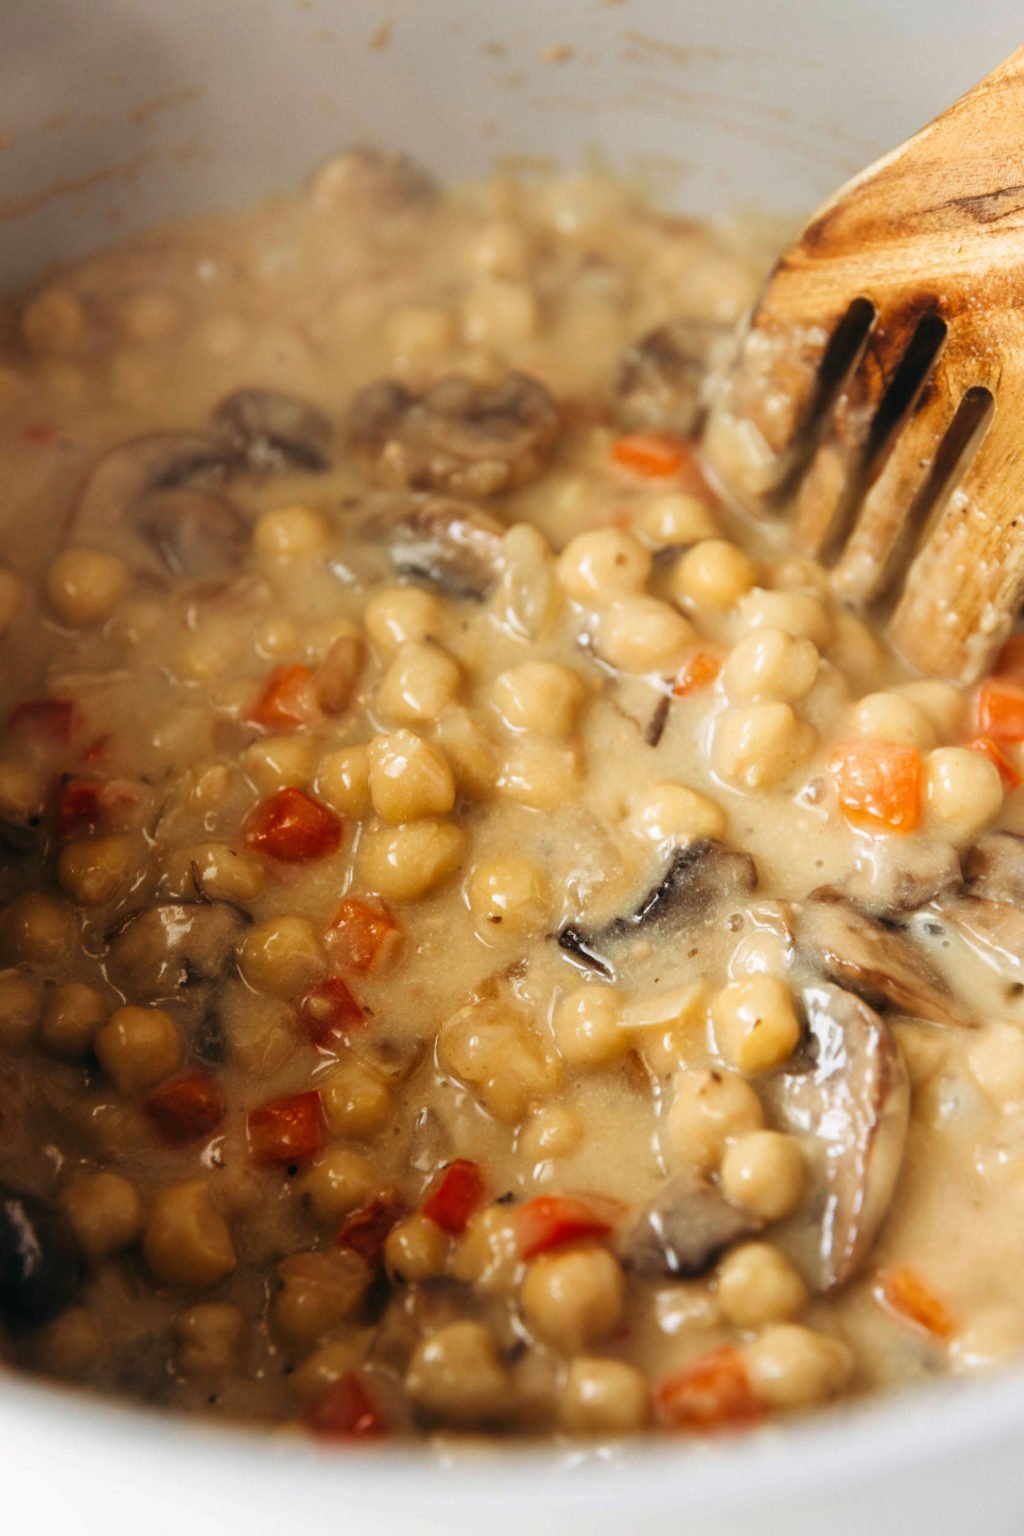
[346,372,560,497]
[931,894,1024,985]
[360,493,505,599]
[559,839,758,976]
[613,317,729,437]
[799,889,973,1029]
[964,832,1024,906]
[844,838,962,915]
[0,1186,81,1327]
[768,984,909,1293]
[72,432,244,577]
[212,388,333,473]
[106,901,248,1001]
[623,1172,763,1279]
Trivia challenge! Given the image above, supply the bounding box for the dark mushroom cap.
[360,492,505,599]
[0,1186,81,1327]
[613,317,729,436]
[212,388,333,474]
[623,1172,763,1279]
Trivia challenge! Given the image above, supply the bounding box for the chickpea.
[736,587,831,648]
[21,287,86,354]
[39,981,105,1060]
[721,1130,806,1220]
[143,1180,236,1289]
[713,703,817,790]
[385,303,457,362]
[723,628,820,704]
[556,528,652,605]
[638,492,719,548]
[298,1149,376,1222]
[367,729,455,822]
[665,1068,765,1174]
[552,983,630,1068]
[61,1171,143,1262]
[385,1214,449,1283]
[1,891,76,967]
[376,640,460,724]
[560,1357,651,1434]
[769,555,831,596]
[827,610,889,692]
[170,843,265,905]
[0,568,22,637]
[32,1308,102,1380]
[925,747,1003,841]
[173,1302,247,1379]
[711,976,801,1075]
[255,617,301,658]
[670,539,759,613]
[0,968,41,1049]
[290,1336,369,1403]
[598,596,695,673]
[497,739,581,810]
[320,1059,393,1138]
[365,586,445,654]
[273,1250,371,1349]
[628,783,726,846]
[358,819,465,903]
[177,622,243,683]
[519,1103,584,1161]
[253,505,330,561]
[969,1024,1024,1106]
[95,1005,182,1095]
[117,289,183,343]
[450,1205,520,1293]
[743,1324,852,1410]
[716,1243,809,1328]
[439,1001,561,1122]
[462,277,539,347]
[405,1321,511,1425]
[520,1247,626,1352]
[847,691,937,750]
[239,916,326,999]
[467,855,549,936]
[465,220,533,279]
[45,548,127,627]
[435,709,501,798]
[491,661,585,737]
[897,680,967,741]
[317,742,372,817]
[0,762,42,824]
[57,833,136,907]
[243,735,315,795]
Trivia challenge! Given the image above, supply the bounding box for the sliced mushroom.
[347,372,560,498]
[799,889,973,1029]
[558,839,757,975]
[931,893,1024,985]
[0,1185,81,1327]
[613,317,729,437]
[360,493,505,599]
[844,838,962,915]
[623,1173,763,1279]
[72,432,245,578]
[767,984,909,1292]
[212,388,333,474]
[106,901,247,1001]
[964,832,1024,906]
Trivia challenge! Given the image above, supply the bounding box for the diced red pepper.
[657,1346,764,1433]
[8,698,77,744]
[243,787,341,863]
[21,421,59,446]
[305,1373,386,1440]
[964,735,1022,789]
[327,898,401,973]
[299,977,365,1050]
[672,649,721,697]
[880,1268,955,1339]
[612,432,695,479]
[829,739,922,833]
[143,1071,226,1145]
[977,679,1024,744]
[516,1195,613,1260]
[56,779,103,838]
[247,1090,325,1165]
[336,1192,404,1267]
[248,664,315,731]
[421,1160,486,1235]
[994,634,1024,677]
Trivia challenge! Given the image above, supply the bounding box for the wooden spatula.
[703,47,1024,684]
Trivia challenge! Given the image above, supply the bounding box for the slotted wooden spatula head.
[704,47,1024,684]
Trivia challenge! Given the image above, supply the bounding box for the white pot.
[2,3,1023,1531]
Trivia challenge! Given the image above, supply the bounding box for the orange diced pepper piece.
[964,735,1022,789]
[829,739,921,833]
[657,1346,764,1433]
[977,679,1024,744]
[672,649,721,697]
[881,1268,955,1339]
[994,634,1024,677]
[612,432,694,479]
